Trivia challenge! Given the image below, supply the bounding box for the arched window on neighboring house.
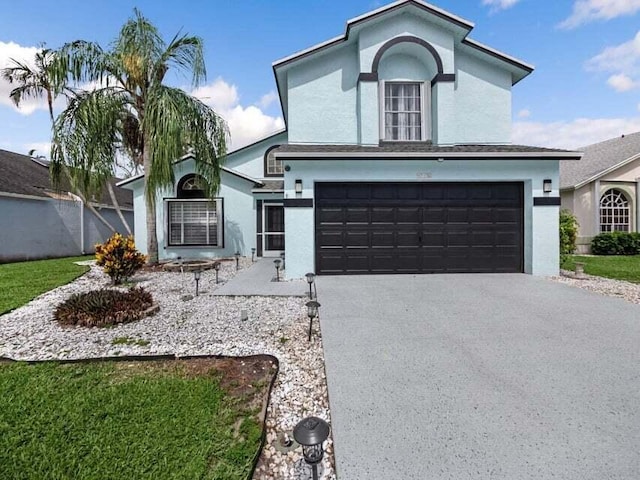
[599,189,630,232]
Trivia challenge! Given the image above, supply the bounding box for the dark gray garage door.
[315,182,523,275]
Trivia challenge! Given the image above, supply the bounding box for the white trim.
[0,191,52,202]
[274,151,582,159]
[573,152,640,190]
[461,38,535,71]
[117,164,264,188]
[0,190,134,210]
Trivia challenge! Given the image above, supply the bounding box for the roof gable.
[560,132,640,189]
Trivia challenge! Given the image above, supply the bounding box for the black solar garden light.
[305,300,320,341]
[280,251,285,269]
[251,247,256,262]
[193,268,201,296]
[234,251,241,270]
[305,272,315,299]
[274,258,282,281]
[293,416,330,480]
[213,261,221,284]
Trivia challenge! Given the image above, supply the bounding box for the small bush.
[559,209,579,255]
[591,232,640,255]
[95,233,146,285]
[54,287,154,327]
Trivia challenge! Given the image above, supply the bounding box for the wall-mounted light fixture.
[295,179,303,194]
[543,179,552,193]
[284,165,291,172]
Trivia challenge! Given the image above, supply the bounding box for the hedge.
[591,232,640,255]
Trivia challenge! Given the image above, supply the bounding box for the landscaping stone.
[551,270,640,305]
[0,257,335,480]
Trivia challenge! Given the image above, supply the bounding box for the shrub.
[54,287,154,327]
[95,233,146,285]
[559,209,579,255]
[591,232,640,255]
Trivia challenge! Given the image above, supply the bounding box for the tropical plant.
[51,9,228,263]
[559,209,579,256]
[54,287,153,327]
[1,47,131,234]
[95,233,146,285]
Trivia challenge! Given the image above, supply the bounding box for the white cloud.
[257,90,278,109]
[513,117,640,149]
[191,77,284,150]
[607,73,639,91]
[559,0,640,29]
[586,31,640,91]
[0,41,48,115]
[517,108,531,119]
[482,0,520,12]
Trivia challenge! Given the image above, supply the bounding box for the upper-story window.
[383,82,425,141]
[264,145,283,177]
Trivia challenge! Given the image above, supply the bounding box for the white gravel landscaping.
[550,270,640,305]
[0,259,336,480]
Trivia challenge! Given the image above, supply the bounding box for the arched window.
[176,174,206,199]
[600,189,630,232]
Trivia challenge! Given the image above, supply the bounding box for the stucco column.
[358,80,379,145]
[431,81,455,144]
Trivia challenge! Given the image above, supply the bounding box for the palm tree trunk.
[74,190,117,232]
[143,146,159,264]
[106,181,132,235]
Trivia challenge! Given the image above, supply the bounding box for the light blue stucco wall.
[224,131,288,179]
[283,159,559,278]
[0,195,133,263]
[283,11,514,146]
[454,50,512,144]
[127,158,258,261]
[287,44,359,144]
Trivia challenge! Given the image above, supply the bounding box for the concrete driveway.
[316,274,640,480]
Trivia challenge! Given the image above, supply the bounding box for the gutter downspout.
[69,192,85,255]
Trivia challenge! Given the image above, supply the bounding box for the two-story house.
[119,0,581,278]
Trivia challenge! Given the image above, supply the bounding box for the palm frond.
[155,33,206,87]
[142,84,228,204]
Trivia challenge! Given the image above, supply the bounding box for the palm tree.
[2,47,130,234]
[51,9,228,263]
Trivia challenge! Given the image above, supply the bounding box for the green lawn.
[0,360,263,480]
[0,256,91,315]
[562,255,640,283]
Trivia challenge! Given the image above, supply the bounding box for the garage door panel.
[315,182,523,275]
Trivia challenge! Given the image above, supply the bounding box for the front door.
[263,204,284,256]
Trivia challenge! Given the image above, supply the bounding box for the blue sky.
[2,0,640,155]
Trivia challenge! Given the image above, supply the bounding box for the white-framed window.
[381,81,427,141]
[266,148,283,176]
[167,199,223,246]
[599,189,630,233]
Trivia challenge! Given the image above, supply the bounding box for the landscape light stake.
[234,251,241,270]
[280,251,286,270]
[293,416,330,480]
[305,300,320,342]
[274,259,282,282]
[251,247,256,262]
[213,262,220,284]
[305,272,316,299]
[194,268,201,296]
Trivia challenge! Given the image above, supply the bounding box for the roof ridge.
[579,131,640,151]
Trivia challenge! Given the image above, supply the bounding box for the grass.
[0,360,264,480]
[0,256,91,315]
[111,336,151,347]
[562,255,640,283]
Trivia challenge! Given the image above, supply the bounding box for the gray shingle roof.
[0,148,133,208]
[274,143,578,155]
[254,180,284,191]
[560,132,640,189]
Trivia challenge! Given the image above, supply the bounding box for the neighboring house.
[561,132,640,253]
[0,148,134,263]
[119,0,581,278]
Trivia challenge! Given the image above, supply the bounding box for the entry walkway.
[213,258,307,296]
[317,273,640,479]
